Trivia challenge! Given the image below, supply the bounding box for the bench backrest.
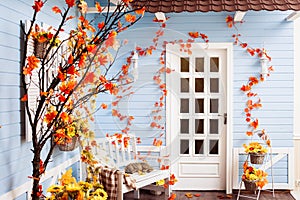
[93,134,138,168]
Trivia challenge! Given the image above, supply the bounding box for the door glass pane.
[210,78,219,93]
[209,140,219,155]
[180,99,189,113]
[180,119,189,134]
[209,119,219,134]
[195,119,204,134]
[195,98,204,113]
[195,140,204,154]
[210,57,219,72]
[210,99,219,113]
[195,78,204,92]
[180,139,189,154]
[195,57,204,72]
[181,78,189,93]
[181,57,189,72]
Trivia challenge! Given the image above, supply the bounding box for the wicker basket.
[243,180,258,192]
[249,153,265,164]
[34,40,48,59]
[58,137,79,151]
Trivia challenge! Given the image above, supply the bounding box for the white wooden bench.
[92,134,171,200]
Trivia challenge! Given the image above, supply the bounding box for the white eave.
[155,12,166,22]
[234,11,246,22]
[286,11,300,21]
[87,0,119,13]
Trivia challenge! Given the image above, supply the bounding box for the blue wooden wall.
[93,11,294,183]
[0,1,295,197]
[0,0,78,197]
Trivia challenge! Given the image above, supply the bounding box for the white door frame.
[165,43,233,194]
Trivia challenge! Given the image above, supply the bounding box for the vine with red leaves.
[226,15,273,146]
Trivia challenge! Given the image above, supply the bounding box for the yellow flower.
[47,185,63,193]
[156,179,165,186]
[46,168,108,200]
[89,188,108,200]
[243,142,268,154]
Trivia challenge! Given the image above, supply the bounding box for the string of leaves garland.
[21,0,145,199]
[104,16,211,199]
[226,15,273,190]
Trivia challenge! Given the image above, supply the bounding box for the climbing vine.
[226,15,273,146]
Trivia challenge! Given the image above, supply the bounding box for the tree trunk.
[31,151,41,200]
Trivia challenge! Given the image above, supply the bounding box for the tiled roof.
[132,0,300,13]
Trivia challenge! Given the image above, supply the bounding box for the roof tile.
[132,0,300,13]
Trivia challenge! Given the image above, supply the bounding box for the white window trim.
[165,43,233,194]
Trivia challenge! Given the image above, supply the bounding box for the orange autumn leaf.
[32,0,44,12]
[105,31,117,47]
[60,112,69,123]
[188,32,199,38]
[40,91,47,96]
[250,119,259,129]
[66,65,77,75]
[101,103,108,109]
[98,54,108,66]
[84,72,96,84]
[68,54,74,64]
[246,131,253,136]
[52,6,61,14]
[58,94,66,102]
[225,15,233,28]
[160,165,169,170]
[98,22,105,29]
[247,48,255,56]
[21,94,28,101]
[266,139,271,147]
[112,109,118,116]
[240,43,248,48]
[135,7,145,15]
[241,84,251,92]
[59,80,76,94]
[150,122,157,128]
[249,76,259,84]
[44,110,58,124]
[185,193,193,198]
[95,2,102,12]
[168,193,176,200]
[125,14,136,23]
[27,55,40,69]
[65,0,75,7]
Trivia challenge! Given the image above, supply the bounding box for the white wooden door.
[166,43,228,190]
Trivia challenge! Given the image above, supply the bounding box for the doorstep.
[291,191,300,200]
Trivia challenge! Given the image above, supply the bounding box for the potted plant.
[53,120,79,151]
[243,142,268,164]
[46,168,107,200]
[31,25,60,59]
[242,162,268,192]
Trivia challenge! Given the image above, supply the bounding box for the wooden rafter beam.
[155,12,166,22]
[286,11,300,21]
[234,11,246,22]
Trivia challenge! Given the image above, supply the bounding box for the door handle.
[218,113,227,124]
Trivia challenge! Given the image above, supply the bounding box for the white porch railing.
[0,154,80,200]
